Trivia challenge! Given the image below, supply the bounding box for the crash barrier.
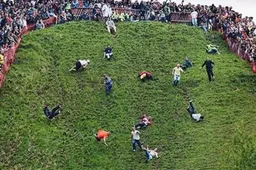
[0,17,57,88]
[71,7,191,23]
[225,36,256,73]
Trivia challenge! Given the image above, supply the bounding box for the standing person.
[172,64,184,86]
[142,145,159,163]
[201,58,215,81]
[186,100,204,122]
[190,9,198,26]
[104,74,113,95]
[94,129,111,146]
[69,59,90,72]
[43,104,62,119]
[131,127,142,151]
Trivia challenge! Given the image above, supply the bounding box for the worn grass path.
[0,21,255,170]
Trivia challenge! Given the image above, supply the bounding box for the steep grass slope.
[0,21,255,170]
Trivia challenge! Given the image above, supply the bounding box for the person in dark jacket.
[43,104,62,119]
[201,58,215,81]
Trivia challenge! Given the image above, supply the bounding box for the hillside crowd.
[0,0,256,72]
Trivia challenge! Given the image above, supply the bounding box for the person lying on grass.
[206,44,220,55]
[181,57,193,71]
[142,145,159,163]
[138,71,159,81]
[186,100,204,122]
[94,129,111,146]
[104,74,113,95]
[135,113,152,129]
[43,104,62,119]
[69,59,90,72]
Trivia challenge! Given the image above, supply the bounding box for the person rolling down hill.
[186,100,204,122]
[43,104,62,119]
[69,59,90,71]
[94,129,111,146]
[135,114,153,129]
[206,44,220,55]
[138,71,153,81]
[142,145,159,163]
[172,64,184,86]
[104,74,113,95]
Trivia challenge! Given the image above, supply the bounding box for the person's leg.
[144,150,150,163]
[107,26,111,33]
[207,70,212,81]
[75,61,81,71]
[43,106,51,118]
[132,139,136,151]
[136,139,142,149]
[50,105,62,118]
[135,122,145,129]
[175,75,180,85]
[209,70,214,80]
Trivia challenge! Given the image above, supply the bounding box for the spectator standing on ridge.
[102,3,112,22]
[172,64,184,86]
[190,9,198,26]
[104,74,113,95]
[201,58,215,81]
[0,54,4,72]
[131,127,142,151]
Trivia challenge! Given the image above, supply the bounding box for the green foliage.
[0,21,256,169]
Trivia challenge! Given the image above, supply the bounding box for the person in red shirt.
[94,129,111,146]
[138,71,153,81]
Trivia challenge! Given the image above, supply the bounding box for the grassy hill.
[0,21,255,170]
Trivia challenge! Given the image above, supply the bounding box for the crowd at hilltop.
[0,0,256,71]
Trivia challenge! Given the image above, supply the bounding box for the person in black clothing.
[43,104,62,119]
[201,58,215,81]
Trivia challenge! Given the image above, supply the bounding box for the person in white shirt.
[69,60,90,71]
[142,145,159,163]
[186,100,204,122]
[172,64,184,86]
[102,3,112,21]
[190,9,198,26]
[106,18,116,34]
[131,127,142,151]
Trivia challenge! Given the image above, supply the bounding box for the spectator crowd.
[0,0,255,77]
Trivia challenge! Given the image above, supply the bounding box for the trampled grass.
[0,21,255,170]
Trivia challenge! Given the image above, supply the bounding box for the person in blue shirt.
[104,74,113,95]
[104,45,113,60]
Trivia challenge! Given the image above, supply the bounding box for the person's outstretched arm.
[201,61,206,68]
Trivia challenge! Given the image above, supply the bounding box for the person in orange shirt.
[94,129,111,146]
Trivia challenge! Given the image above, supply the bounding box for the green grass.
[0,21,256,170]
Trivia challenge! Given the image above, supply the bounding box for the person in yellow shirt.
[172,64,184,86]
[0,54,4,71]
